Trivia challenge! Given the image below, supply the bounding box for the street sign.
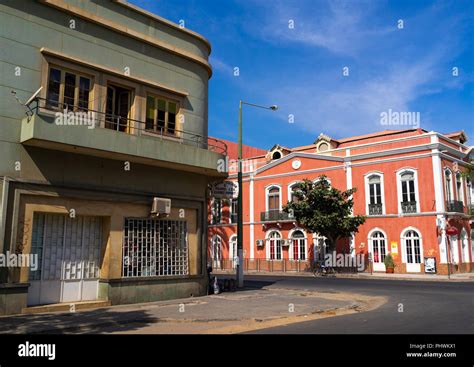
[210,181,238,199]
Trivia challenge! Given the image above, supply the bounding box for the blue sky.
[130,0,473,150]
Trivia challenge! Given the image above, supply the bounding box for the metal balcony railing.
[368,203,383,215]
[446,200,464,213]
[401,201,417,214]
[260,210,294,222]
[29,97,227,155]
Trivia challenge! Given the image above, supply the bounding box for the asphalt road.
[241,275,474,334]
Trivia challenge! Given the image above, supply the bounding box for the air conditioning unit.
[256,239,264,247]
[151,197,171,216]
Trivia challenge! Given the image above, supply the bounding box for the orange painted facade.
[208,129,474,275]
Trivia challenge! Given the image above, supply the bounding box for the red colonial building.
[208,129,474,275]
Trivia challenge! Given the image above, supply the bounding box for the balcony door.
[106,84,132,133]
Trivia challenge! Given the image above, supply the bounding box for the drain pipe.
[0,177,10,255]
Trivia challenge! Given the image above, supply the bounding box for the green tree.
[284,176,366,257]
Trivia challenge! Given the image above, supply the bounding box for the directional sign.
[211,181,239,199]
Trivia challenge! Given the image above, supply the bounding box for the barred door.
[123,218,188,277]
[28,213,102,306]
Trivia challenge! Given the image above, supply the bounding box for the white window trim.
[287,181,302,204]
[211,198,223,224]
[265,184,282,212]
[211,234,222,260]
[367,227,388,259]
[265,229,282,260]
[364,171,386,215]
[313,177,331,185]
[288,227,307,261]
[444,167,454,203]
[396,167,420,214]
[400,227,423,264]
[228,198,238,224]
[229,234,237,261]
[454,171,464,204]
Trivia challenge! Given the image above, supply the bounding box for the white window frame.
[312,233,328,261]
[228,198,238,224]
[367,228,388,271]
[460,229,470,263]
[211,198,223,225]
[287,181,302,203]
[211,234,222,261]
[288,228,307,261]
[396,168,420,214]
[364,171,386,215]
[444,168,454,203]
[455,172,464,204]
[400,227,423,272]
[229,235,237,268]
[265,184,282,212]
[265,229,282,260]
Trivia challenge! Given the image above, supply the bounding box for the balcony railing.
[401,201,417,214]
[368,203,383,215]
[446,200,464,213]
[29,97,227,155]
[260,210,294,222]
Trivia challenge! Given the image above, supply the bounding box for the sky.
[130,0,474,150]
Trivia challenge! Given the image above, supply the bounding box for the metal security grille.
[123,218,188,277]
[29,213,102,281]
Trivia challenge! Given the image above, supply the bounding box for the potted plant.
[384,253,395,273]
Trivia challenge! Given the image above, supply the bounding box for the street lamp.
[237,100,278,288]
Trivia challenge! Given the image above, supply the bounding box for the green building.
[0,0,226,315]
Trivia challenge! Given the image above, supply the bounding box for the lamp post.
[236,101,278,288]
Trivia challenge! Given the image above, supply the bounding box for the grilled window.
[123,218,188,277]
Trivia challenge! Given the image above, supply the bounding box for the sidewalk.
[0,286,383,334]
[214,270,474,282]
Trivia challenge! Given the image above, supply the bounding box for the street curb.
[214,271,474,282]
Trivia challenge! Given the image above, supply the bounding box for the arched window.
[229,235,237,268]
[365,173,384,215]
[456,172,464,203]
[444,169,453,202]
[288,182,301,203]
[272,151,282,160]
[369,231,387,266]
[267,186,281,212]
[460,229,470,263]
[398,169,418,214]
[267,231,282,260]
[402,229,422,272]
[211,235,222,267]
[313,234,327,261]
[291,230,306,260]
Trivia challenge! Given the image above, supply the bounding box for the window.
[456,172,464,203]
[267,231,282,260]
[313,234,327,261]
[230,198,238,224]
[399,170,418,213]
[318,142,329,152]
[289,183,301,203]
[229,235,237,269]
[291,230,306,260]
[403,230,421,264]
[46,67,92,111]
[370,231,386,264]
[210,235,222,266]
[445,169,453,202]
[123,218,188,277]
[272,151,282,160]
[267,187,280,212]
[145,95,179,135]
[366,174,383,215]
[466,178,472,207]
[211,199,222,224]
[106,84,132,132]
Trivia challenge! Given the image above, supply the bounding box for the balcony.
[20,98,227,177]
[401,201,417,214]
[260,210,294,222]
[446,200,464,213]
[368,203,383,215]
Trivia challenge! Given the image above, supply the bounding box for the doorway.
[105,84,132,132]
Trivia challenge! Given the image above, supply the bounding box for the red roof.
[209,137,267,160]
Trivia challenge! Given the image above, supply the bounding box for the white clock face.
[292,160,301,170]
